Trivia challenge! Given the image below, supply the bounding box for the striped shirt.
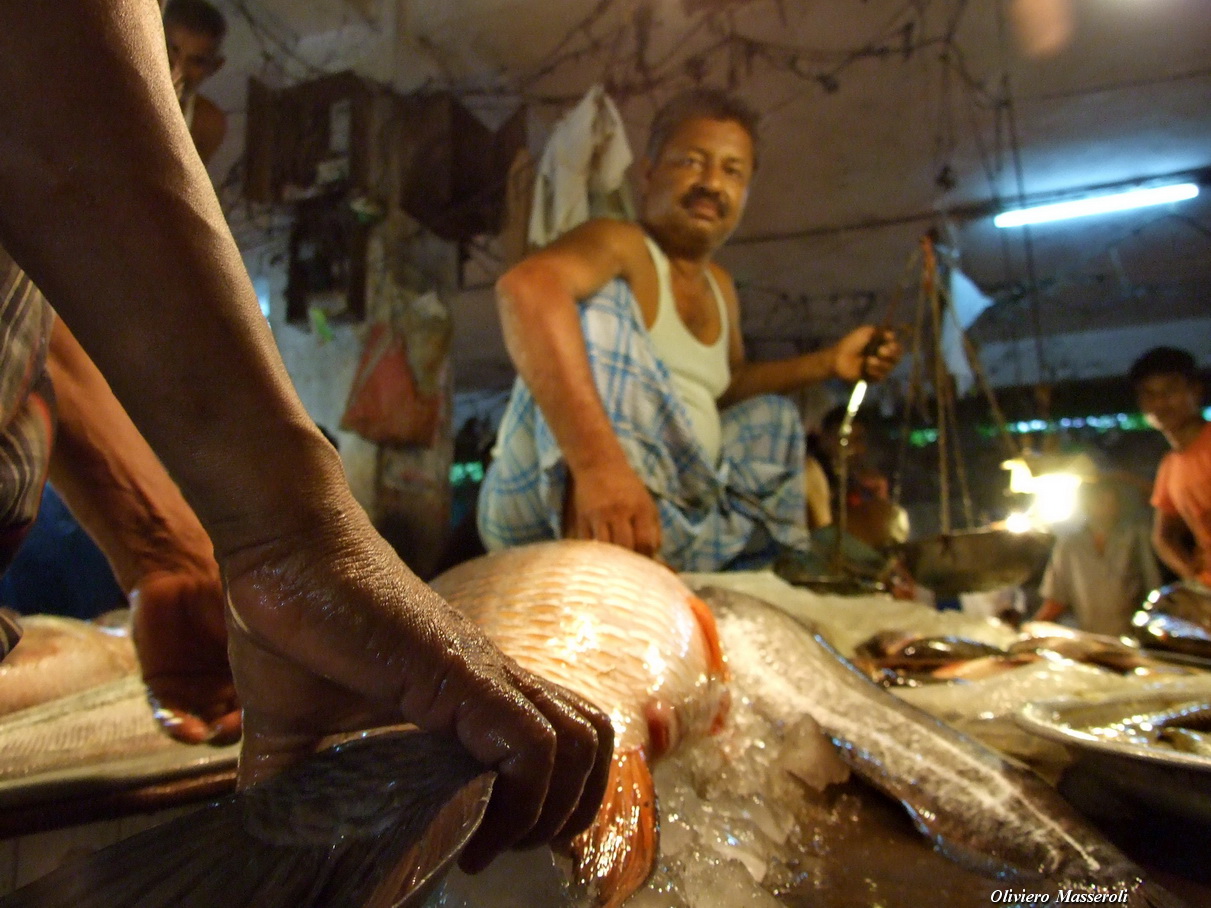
[0,245,56,571]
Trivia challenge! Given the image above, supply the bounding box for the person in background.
[0,0,609,870]
[805,404,893,526]
[1034,479,1161,636]
[480,88,900,571]
[163,0,228,165]
[1130,346,1210,588]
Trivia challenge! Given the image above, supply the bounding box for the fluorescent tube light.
[994,182,1199,228]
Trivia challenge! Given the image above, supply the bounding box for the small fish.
[695,585,1186,907]
[1132,584,1211,661]
[856,631,1007,663]
[0,675,236,797]
[1155,726,1211,757]
[430,540,730,907]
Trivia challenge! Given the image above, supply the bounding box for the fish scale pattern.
[431,541,722,751]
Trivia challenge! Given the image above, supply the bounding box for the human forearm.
[720,347,838,406]
[719,325,901,407]
[0,0,614,846]
[496,266,631,476]
[1152,510,1199,580]
[46,318,216,591]
[1033,599,1067,623]
[0,0,346,561]
[1153,527,1198,580]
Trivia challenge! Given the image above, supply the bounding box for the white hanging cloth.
[527,84,635,248]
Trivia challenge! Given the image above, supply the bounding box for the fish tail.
[0,730,494,908]
[568,747,657,908]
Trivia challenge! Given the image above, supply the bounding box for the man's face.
[1136,372,1203,435]
[165,23,223,100]
[640,117,754,257]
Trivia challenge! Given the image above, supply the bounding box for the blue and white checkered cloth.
[478,277,810,571]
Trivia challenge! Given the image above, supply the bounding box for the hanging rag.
[527,84,635,248]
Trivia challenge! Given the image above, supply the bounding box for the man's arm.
[715,271,901,407]
[46,317,237,744]
[0,0,610,870]
[1033,599,1070,623]
[1152,509,1199,581]
[1032,546,1070,623]
[495,219,661,555]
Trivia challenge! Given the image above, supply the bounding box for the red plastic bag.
[340,321,441,446]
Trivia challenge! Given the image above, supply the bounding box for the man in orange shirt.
[1130,346,1211,586]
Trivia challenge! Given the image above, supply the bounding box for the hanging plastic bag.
[340,293,449,446]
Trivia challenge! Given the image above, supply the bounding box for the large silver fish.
[696,584,1185,907]
[0,541,728,908]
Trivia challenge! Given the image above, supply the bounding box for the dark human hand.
[223,520,613,873]
[834,326,903,382]
[131,569,241,745]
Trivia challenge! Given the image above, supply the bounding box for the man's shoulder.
[583,217,649,248]
[189,95,227,164]
[192,95,226,131]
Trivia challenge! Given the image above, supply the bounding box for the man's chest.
[631,265,723,346]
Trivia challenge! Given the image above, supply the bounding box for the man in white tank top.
[482,89,901,569]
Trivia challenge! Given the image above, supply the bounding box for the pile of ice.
[433,610,851,908]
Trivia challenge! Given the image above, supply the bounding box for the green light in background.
[451,462,485,485]
[904,408,1208,448]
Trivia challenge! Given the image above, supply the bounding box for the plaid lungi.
[478,277,810,571]
[0,246,56,573]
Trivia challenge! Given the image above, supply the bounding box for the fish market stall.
[3,554,1211,906]
[438,564,1211,907]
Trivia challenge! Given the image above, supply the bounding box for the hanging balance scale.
[892,232,1053,599]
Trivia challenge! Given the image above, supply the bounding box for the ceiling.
[207,0,1211,393]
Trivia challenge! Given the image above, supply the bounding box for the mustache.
[680,187,728,217]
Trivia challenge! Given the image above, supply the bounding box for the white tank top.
[181,91,197,130]
[641,236,731,464]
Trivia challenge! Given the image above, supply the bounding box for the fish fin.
[0,729,494,908]
[687,594,729,682]
[567,747,657,908]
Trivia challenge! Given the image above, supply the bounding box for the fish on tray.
[1132,583,1211,661]
[0,614,136,716]
[696,585,1186,907]
[856,621,1180,686]
[1,541,729,908]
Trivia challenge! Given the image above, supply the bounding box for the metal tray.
[1017,685,1211,824]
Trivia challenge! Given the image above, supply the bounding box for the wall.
[978,315,1211,388]
[241,238,380,511]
